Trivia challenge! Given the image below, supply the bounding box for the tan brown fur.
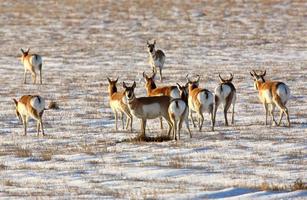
[143,71,179,129]
[108,77,133,131]
[213,73,237,126]
[187,75,215,131]
[13,95,45,136]
[123,81,173,138]
[250,70,290,127]
[20,48,43,84]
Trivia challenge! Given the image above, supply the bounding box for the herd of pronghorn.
[13,41,291,140]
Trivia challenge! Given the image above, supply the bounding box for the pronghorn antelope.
[123,81,172,138]
[13,95,45,136]
[213,73,236,126]
[143,71,180,129]
[107,77,133,132]
[20,48,43,84]
[147,40,165,82]
[250,70,291,127]
[168,83,192,140]
[143,71,180,98]
[187,75,215,131]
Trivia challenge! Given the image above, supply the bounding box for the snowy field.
[0,0,306,199]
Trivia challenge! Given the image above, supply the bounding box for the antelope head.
[186,74,200,90]
[20,48,30,61]
[107,77,119,94]
[143,70,157,90]
[12,98,22,122]
[250,70,266,90]
[147,40,156,53]
[219,73,234,84]
[123,81,137,101]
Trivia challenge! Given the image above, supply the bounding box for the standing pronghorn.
[187,75,215,131]
[13,95,45,136]
[107,77,133,132]
[147,40,165,82]
[143,71,180,129]
[250,70,291,127]
[20,48,43,84]
[123,81,172,138]
[213,73,237,126]
[168,83,192,140]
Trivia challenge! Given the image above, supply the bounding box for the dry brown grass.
[14,147,32,158]
[292,179,307,191]
[258,178,306,192]
[124,134,172,143]
[39,150,53,161]
[48,101,60,110]
[0,163,7,170]
[3,180,14,187]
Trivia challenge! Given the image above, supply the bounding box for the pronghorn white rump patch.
[169,100,186,121]
[30,96,45,112]
[170,88,180,98]
[276,84,290,104]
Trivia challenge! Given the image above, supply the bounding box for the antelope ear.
[26,48,30,53]
[147,40,149,45]
[115,77,119,83]
[186,74,191,83]
[176,83,181,90]
[143,72,147,79]
[153,40,156,45]
[13,98,18,106]
[250,72,254,77]
[123,82,127,89]
[20,48,25,54]
[229,73,234,82]
[152,70,156,79]
[132,81,136,89]
[262,70,266,77]
[196,74,200,82]
[107,77,111,83]
[218,74,224,83]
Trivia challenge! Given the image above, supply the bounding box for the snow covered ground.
[0,0,306,199]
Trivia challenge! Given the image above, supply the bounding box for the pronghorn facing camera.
[107,77,133,132]
[143,70,180,129]
[187,75,215,131]
[20,48,43,84]
[147,40,165,82]
[123,81,172,138]
[250,70,291,127]
[168,83,192,140]
[13,95,45,136]
[214,73,237,126]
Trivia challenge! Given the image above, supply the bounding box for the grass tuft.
[292,178,307,191]
[15,147,32,158]
[40,150,53,161]
[124,134,172,143]
[48,101,60,110]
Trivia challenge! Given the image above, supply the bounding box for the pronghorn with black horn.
[123,81,172,138]
[143,70,180,129]
[13,95,46,136]
[213,73,236,126]
[168,83,192,140]
[107,77,133,132]
[186,74,215,131]
[250,70,291,127]
[147,40,165,82]
[20,48,43,84]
